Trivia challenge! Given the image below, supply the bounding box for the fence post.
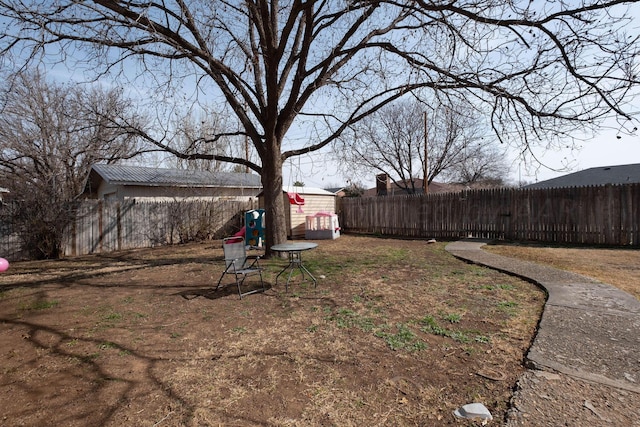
[117,202,122,252]
[98,200,104,254]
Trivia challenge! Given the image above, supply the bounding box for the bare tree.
[0,70,147,258]
[335,98,509,192]
[1,0,637,251]
[429,101,510,186]
[336,100,426,194]
[171,109,237,172]
[443,141,509,187]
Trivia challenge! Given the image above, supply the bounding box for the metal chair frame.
[215,237,265,298]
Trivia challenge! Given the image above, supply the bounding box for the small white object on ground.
[319,275,326,279]
[453,402,493,421]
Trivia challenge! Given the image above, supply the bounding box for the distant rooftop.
[363,177,464,197]
[282,185,335,196]
[324,187,345,194]
[524,163,640,189]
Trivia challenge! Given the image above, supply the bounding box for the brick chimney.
[376,173,391,196]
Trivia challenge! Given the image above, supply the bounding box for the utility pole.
[245,133,250,173]
[423,111,429,195]
[244,99,250,174]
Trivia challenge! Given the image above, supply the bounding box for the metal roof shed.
[83,164,262,201]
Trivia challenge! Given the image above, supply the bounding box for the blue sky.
[283,117,640,189]
[517,124,640,184]
[34,2,640,190]
[44,57,640,190]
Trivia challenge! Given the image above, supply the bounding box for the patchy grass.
[19,299,59,311]
[0,235,545,426]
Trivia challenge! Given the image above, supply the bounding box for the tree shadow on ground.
[176,281,273,300]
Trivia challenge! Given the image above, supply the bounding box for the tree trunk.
[261,149,287,257]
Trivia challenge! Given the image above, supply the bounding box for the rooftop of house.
[363,177,465,197]
[523,163,640,189]
[84,164,262,193]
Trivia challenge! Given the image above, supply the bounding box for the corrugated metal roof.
[91,164,262,188]
[524,163,640,189]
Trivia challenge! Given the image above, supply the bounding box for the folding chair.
[215,236,265,298]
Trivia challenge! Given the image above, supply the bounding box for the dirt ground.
[2,235,548,426]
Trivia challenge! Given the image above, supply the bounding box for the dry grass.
[484,242,640,300]
[0,236,546,426]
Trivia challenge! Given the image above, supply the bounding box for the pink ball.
[0,257,9,272]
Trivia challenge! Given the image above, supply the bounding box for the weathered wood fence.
[3,184,638,260]
[339,184,640,246]
[1,199,258,260]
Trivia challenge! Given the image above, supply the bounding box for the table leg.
[274,251,317,292]
[274,262,291,288]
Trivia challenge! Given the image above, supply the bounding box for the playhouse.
[260,186,337,239]
[305,212,340,240]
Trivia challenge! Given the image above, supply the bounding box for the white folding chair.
[215,237,265,298]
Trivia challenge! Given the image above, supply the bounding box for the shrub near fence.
[0,221,22,261]
[339,183,640,246]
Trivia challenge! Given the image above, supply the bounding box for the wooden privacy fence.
[1,199,258,260]
[339,184,640,246]
[64,199,258,256]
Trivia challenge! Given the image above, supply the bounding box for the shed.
[83,164,262,201]
[260,186,337,239]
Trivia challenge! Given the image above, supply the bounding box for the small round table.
[271,242,318,291]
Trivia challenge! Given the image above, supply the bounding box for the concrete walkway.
[445,240,640,426]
